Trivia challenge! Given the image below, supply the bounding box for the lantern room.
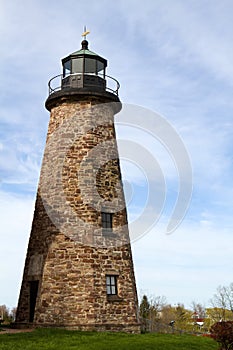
[46,36,120,107]
[61,39,107,92]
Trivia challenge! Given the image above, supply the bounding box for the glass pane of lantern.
[84,58,96,74]
[97,60,104,75]
[64,60,71,77]
[72,58,83,74]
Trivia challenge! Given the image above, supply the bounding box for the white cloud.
[161,1,233,84]
[116,0,233,85]
[0,191,35,307]
[132,222,233,306]
[0,129,43,189]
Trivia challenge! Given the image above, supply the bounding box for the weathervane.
[82,26,90,40]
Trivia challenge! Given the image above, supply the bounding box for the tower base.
[13,322,140,333]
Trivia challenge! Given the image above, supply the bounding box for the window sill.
[107,295,123,302]
[102,230,115,237]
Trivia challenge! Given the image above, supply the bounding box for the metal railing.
[48,73,120,96]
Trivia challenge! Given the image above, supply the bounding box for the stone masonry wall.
[16,96,140,332]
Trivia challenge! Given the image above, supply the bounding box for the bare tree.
[0,305,10,323]
[191,301,206,318]
[210,283,233,321]
[0,305,17,324]
[148,295,167,332]
[149,295,167,318]
[10,307,17,322]
[139,294,168,332]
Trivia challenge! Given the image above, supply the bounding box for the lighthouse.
[15,32,140,333]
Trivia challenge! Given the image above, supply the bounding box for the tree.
[148,295,167,332]
[156,303,193,333]
[210,283,233,321]
[174,304,193,333]
[0,305,17,324]
[210,321,233,350]
[139,294,167,333]
[0,305,10,323]
[139,295,150,332]
[191,301,206,318]
[139,295,150,319]
[10,307,17,322]
[206,307,233,326]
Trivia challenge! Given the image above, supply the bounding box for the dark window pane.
[84,58,96,74]
[72,58,83,73]
[101,212,113,231]
[97,61,104,74]
[106,275,117,295]
[64,60,71,77]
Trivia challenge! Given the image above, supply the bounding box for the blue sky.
[1,0,233,309]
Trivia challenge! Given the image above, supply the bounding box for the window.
[84,58,96,74]
[101,212,113,234]
[72,58,83,74]
[63,60,71,77]
[97,61,105,77]
[106,275,117,295]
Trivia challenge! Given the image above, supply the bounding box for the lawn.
[0,328,218,350]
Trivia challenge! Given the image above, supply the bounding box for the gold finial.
[82,26,90,40]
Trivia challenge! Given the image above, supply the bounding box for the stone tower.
[15,36,140,333]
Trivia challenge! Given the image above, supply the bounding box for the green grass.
[0,328,218,350]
